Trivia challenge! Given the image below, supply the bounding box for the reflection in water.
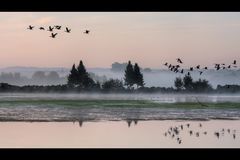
[127,120,132,127]
[0,120,240,148]
[163,122,238,145]
[134,120,138,125]
[126,120,138,127]
[79,121,83,127]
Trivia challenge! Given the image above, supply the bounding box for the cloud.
[35,17,56,25]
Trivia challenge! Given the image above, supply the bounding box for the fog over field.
[0,66,240,88]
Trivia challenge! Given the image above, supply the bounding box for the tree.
[174,77,183,91]
[76,60,95,89]
[134,63,144,88]
[102,79,124,91]
[192,79,213,92]
[124,61,135,89]
[183,74,193,91]
[67,64,78,87]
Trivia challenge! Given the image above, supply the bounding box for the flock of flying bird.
[27,25,90,38]
[164,123,237,144]
[164,58,238,76]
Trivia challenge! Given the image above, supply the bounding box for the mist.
[0,66,239,89]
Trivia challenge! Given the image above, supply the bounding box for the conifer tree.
[124,61,135,89]
[133,63,144,88]
[67,64,78,87]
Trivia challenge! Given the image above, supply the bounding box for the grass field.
[0,99,240,109]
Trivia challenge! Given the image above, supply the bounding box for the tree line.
[0,60,240,93]
[67,60,144,91]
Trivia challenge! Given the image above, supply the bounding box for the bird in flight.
[55,25,61,30]
[65,27,71,33]
[233,60,237,65]
[84,30,90,34]
[47,26,54,32]
[50,33,58,38]
[27,25,34,30]
[39,27,45,30]
[176,58,183,64]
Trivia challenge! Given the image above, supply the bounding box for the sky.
[0,12,240,69]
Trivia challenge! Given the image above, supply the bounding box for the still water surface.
[0,120,239,148]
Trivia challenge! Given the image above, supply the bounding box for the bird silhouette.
[180,125,183,130]
[196,65,200,69]
[27,25,34,30]
[65,27,71,33]
[189,131,193,136]
[233,60,236,65]
[39,27,45,30]
[178,140,182,144]
[227,129,231,134]
[50,33,58,38]
[47,26,54,32]
[190,67,193,71]
[204,67,208,70]
[214,132,220,138]
[196,132,200,137]
[164,62,168,66]
[55,25,62,30]
[233,134,236,139]
[228,65,231,69]
[199,71,203,75]
[187,72,190,76]
[84,30,90,34]
[176,58,183,64]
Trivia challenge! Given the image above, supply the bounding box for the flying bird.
[84,30,90,34]
[55,25,61,30]
[50,33,58,38]
[27,25,34,30]
[65,27,71,33]
[47,26,54,32]
[39,27,45,30]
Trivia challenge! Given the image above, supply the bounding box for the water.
[0,120,239,148]
[0,93,240,147]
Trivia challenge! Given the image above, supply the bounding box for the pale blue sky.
[0,12,240,68]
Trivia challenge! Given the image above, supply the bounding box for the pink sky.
[0,12,240,69]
